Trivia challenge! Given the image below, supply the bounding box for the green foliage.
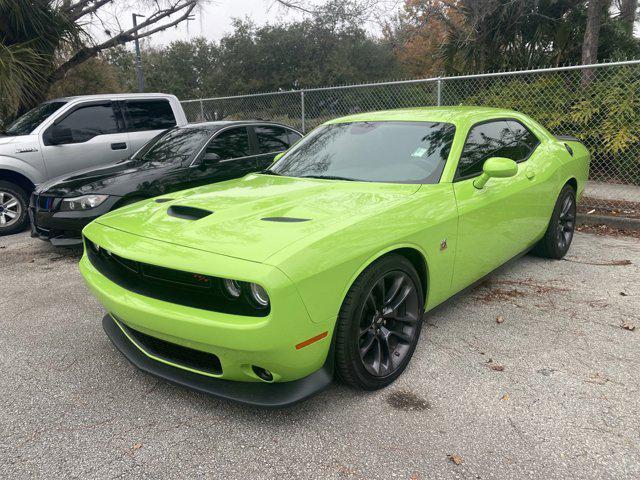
[464,67,640,182]
[104,17,400,99]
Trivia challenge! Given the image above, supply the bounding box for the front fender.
[0,155,44,185]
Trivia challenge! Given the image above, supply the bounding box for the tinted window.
[134,127,211,166]
[270,121,456,184]
[255,126,297,153]
[126,100,176,131]
[204,128,251,161]
[457,120,539,179]
[6,101,67,136]
[53,103,119,143]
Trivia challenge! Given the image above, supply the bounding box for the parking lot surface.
[1,231,639,479]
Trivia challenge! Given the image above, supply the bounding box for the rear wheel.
[533,184,576,259]
[335,254,424,390]
[0,181,29,236]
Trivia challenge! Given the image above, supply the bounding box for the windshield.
[269,121,456,183]
[133,127,212,166]
[5,101,67,136]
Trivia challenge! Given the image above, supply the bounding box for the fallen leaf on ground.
[586,372,608,385]
[621,322,636,331]
[486,359,505,371]
[132,443,143,450]
[448,454,463,465]
[620,291,628,296]
[496,315,505,324]
[501,393,510,401]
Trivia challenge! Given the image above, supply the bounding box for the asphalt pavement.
[1,231,638,479]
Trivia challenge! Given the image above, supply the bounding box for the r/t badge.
[440,239,447,251]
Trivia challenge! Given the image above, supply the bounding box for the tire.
[533,184,576,259]
[0,181,30,236]
[335,254,424,390]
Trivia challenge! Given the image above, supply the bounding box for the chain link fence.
[182,60,640,216]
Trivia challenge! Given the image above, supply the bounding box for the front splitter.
[102,314,334,408]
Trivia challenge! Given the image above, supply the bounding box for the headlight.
[249,283,270,308]
[222,279,242,299]
[60,194,109,211]
[220,278,270,309]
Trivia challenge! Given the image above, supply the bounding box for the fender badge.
[440,239,447,251]
[15,146,38,153]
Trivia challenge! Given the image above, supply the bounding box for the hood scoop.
[155,198,172,203]
[167,205,213,220]
[261,216,311,223]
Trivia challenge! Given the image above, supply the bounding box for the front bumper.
[80,222,335,403]
[29,194,119,246]
[103,314,333,408]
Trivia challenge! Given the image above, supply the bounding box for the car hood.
[0,135,18,146]
[38,159,174,197]
[95,173,420,263]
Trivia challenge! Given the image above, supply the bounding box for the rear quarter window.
[125,100,176,131]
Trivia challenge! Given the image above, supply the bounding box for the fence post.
[436,78,442,106]
[199,99,204,121]
[301,90,306,133]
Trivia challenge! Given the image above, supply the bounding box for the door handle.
[525,167,535,180]
[111,142,127,150]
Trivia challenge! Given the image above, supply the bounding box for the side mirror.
[273,152,285,162]
[201,152,221,166]
[48,125,73,145]
[473,157,518,189]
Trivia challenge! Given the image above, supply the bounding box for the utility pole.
[132,13,145,92]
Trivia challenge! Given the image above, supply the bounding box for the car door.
[450,119,548,292]
[40,101,130,179]
[185,126,255,188]
[122,99,178,153]
[250,124,303,170]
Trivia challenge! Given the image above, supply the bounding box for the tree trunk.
[581,0,605,86]
[620,0,638,34]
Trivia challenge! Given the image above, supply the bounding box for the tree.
[2,0,200,116]
[582,0,608,84]
[620,0,638,33]
[100,12,401,100]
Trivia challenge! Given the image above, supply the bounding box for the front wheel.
[0,181,29,236]
[334,254,424,390]
[533,184,576,259]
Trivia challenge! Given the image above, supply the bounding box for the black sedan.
[29,121,302,246]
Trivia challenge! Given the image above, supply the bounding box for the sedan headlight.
[60,194,109,211]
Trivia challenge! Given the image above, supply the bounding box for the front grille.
[85,238,269,316]
[33,194,59,211]
[117,318,222,375]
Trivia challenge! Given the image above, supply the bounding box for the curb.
[577,213,640,231]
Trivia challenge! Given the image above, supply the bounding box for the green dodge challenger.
[80,107,590,407]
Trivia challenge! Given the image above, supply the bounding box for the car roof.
[326,106,528,126]
[180,120,301,132]
[47,93,178,103]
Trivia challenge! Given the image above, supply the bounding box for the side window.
[254,125,294,153]
[506,120,539,155]
[204,127,251,161]
[457,120,539,179]
[125,100,176,131]
[49,103,119,144]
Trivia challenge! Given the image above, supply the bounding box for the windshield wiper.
[300,175,356,181]
[260,169,282,176]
